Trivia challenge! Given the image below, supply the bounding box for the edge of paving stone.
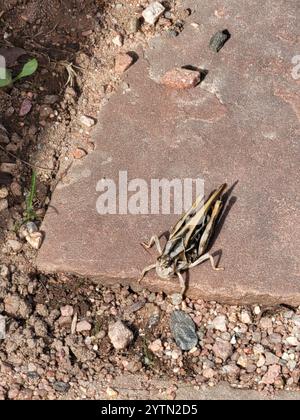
[36,258,300,306]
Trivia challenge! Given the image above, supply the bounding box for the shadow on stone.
[127,51,139,64]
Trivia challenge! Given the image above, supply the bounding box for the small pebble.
[76,320,92,332]
[7,239,22,252]
[73,148,87,159]
[0,187,8,199]
[142,2,165,25]
[106,387,119,398]
[240,310,252,324]
[53,382,70,393]
[209,30,230,52]
[112,34,123,47]
[211,315,228,332]
[170,310,198,351]
[115,53,134,74]
[285,336,299,346]
[79,115,96,127]
[108,320,134,350]
[160,68,201,89]
[171,293,182,306]
[253,305,261,315]
[0,199,8,211]
[25,232,43,250]
[0,315,6,340]
[148,339,163,353]
[19,99,32,116]
[60,305,74,317]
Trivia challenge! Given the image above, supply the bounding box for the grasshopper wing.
[178,183,227,248]
[169,194,204,240]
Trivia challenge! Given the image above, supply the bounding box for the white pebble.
[285,336,299,346]
[210,315,228,332]
[0,315,6,340]
[80,115,96,127]
[142,2,165,25]
[253,305,261,315]
[76,320,92,332]
[112,34,123,47]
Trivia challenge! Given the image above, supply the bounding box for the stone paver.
[37,0,300,305]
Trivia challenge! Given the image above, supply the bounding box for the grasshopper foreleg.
[138,263,156,283]
[189,252,224,271]
[141,235,162,254]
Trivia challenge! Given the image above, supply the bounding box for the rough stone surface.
[170,310,198,350]
[37,0,300,305]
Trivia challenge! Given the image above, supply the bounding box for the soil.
[0,0,299,400]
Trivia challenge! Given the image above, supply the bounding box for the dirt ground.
[0,0,300,400]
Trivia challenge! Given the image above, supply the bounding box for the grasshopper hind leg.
[189,252,224,271]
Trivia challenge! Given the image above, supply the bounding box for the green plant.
[0,58,38,88]
[24,170,38,222]
[13,170,38,233]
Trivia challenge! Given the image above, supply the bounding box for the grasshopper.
[139,183,227,295]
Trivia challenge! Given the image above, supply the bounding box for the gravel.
[0,275,299,399]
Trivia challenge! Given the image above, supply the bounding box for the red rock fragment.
[73,148,87,160]
[19,99,32,116]
[160,67,201,89]
[115,53,134,74]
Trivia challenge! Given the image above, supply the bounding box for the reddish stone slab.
[37,0,300,305]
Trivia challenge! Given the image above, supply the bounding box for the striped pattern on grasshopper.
[139,183,227,295]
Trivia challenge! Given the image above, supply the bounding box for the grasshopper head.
[156,255,176,278]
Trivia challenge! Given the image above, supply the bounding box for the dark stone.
[53,381,70,393]
[0,172,12,186]
[170,310,198,350]
[209,30,231,52]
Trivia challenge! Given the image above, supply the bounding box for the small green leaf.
[13,58,38,82]
[0,69,13,87]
